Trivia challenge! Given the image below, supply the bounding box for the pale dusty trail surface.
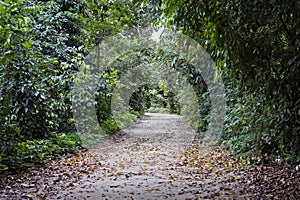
[50,113,246,199]
[1,113,299,199]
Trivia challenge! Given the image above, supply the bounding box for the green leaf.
[22,40,32,49]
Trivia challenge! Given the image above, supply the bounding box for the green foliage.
[101,117,120,134]
[0,156,8,172]
[147,107,169,113]
[154,50,211,131]
[0,0,143,172]
[4,133,82,169]
[163,0,300,163]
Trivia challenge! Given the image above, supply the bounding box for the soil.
[48,113,248,199]
[1,113,299,199]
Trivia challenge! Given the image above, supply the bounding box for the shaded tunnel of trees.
[0,0,299,173]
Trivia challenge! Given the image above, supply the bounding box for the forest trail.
[1,113,298,199]
[48,113,248,199]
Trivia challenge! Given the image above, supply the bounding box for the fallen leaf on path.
[147,187,160,192]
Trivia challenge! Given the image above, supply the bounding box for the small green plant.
[0,133,82,172]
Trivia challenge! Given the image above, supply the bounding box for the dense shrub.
[0,0,141,172]
[163,0,300,163]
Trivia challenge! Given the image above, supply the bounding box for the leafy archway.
[72,27,226,146]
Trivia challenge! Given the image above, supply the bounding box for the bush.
[1,133,82,172]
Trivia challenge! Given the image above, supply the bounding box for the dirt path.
[49,113,246,199]
[1,113,298,199]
